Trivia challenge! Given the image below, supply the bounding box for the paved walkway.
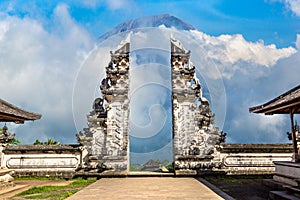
[66,177,224,200]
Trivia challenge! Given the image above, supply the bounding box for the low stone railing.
[0,143,294,177]
[1,145,88,178]
[219,144,293,175]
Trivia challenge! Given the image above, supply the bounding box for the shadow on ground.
[202,175,273,200]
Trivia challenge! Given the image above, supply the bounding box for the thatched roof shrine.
[249,85,300,115]
[249,84,300,161]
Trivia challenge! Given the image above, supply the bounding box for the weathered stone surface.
[0,174,13,182]
[171,38,223,175]
[1,145,86,178]
[77,39,130,173]
[221,144,293,153]
[218,145,292,175]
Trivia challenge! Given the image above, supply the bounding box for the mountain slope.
[99,14,195,40]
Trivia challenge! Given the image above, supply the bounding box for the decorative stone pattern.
[1,145,86,178]
[6,157,78,168]
[77,39,130,174]
[218,144,293,175]
[171,38,224,175]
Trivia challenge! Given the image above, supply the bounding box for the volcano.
[99,14,195,40]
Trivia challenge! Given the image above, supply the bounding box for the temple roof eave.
[249,84,300,115]
[0,98,42,123]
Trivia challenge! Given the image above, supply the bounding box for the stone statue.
[100,78,110,90]
[217,131,227,144]
[108,61,114,69]
[0,125,15,144]
[93,98,105,113]
[189,140,200,155]
[2,124,8,136]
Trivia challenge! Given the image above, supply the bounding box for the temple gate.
[77,37,224,175]
[171,38,223,175]
[77,40,130,174]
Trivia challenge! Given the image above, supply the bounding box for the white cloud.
[270,0,300,16]
[296,34,300,49]
[189,30,297,79]
[282,0,300,16]
[0,4,94,143]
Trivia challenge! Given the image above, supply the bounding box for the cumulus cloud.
[228,110,289,143]
[189,30,297,79]
[0,3,94,144]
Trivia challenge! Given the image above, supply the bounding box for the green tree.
[33,138,60,145]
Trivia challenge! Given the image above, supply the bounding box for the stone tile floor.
[66,177,225,200]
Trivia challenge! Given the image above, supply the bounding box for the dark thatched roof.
[249,84,300,115]
[0,98,41,123]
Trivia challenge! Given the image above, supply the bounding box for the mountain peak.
[99,14,195,40]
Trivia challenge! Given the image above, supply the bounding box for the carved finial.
[3,123,8,136]
[170,37,190,55]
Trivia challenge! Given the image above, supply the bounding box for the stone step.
[0,184,28,197]
[274,175,299,187]
[283,186,300,197]
[263,179,288,190]
[269,191,300,200]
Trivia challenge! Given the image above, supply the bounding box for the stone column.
[171,38,223,175]
[77,39,130,174]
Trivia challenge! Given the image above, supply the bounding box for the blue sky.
[0,0,300,153]
[1,0,299,47]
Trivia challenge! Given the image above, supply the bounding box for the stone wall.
[0,143,293,177]
[1,145,87,178]
[217,144,293,175]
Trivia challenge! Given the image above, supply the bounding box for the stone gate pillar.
[77,39,130,174]
[171,38,223,175]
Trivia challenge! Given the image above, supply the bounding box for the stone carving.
[77,38,130,174]
[171,38,225,175]
[0,173,13,183]
[77,37,225,175]
[0,125,15,144]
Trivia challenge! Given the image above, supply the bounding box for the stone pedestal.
[0,169,14,190]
